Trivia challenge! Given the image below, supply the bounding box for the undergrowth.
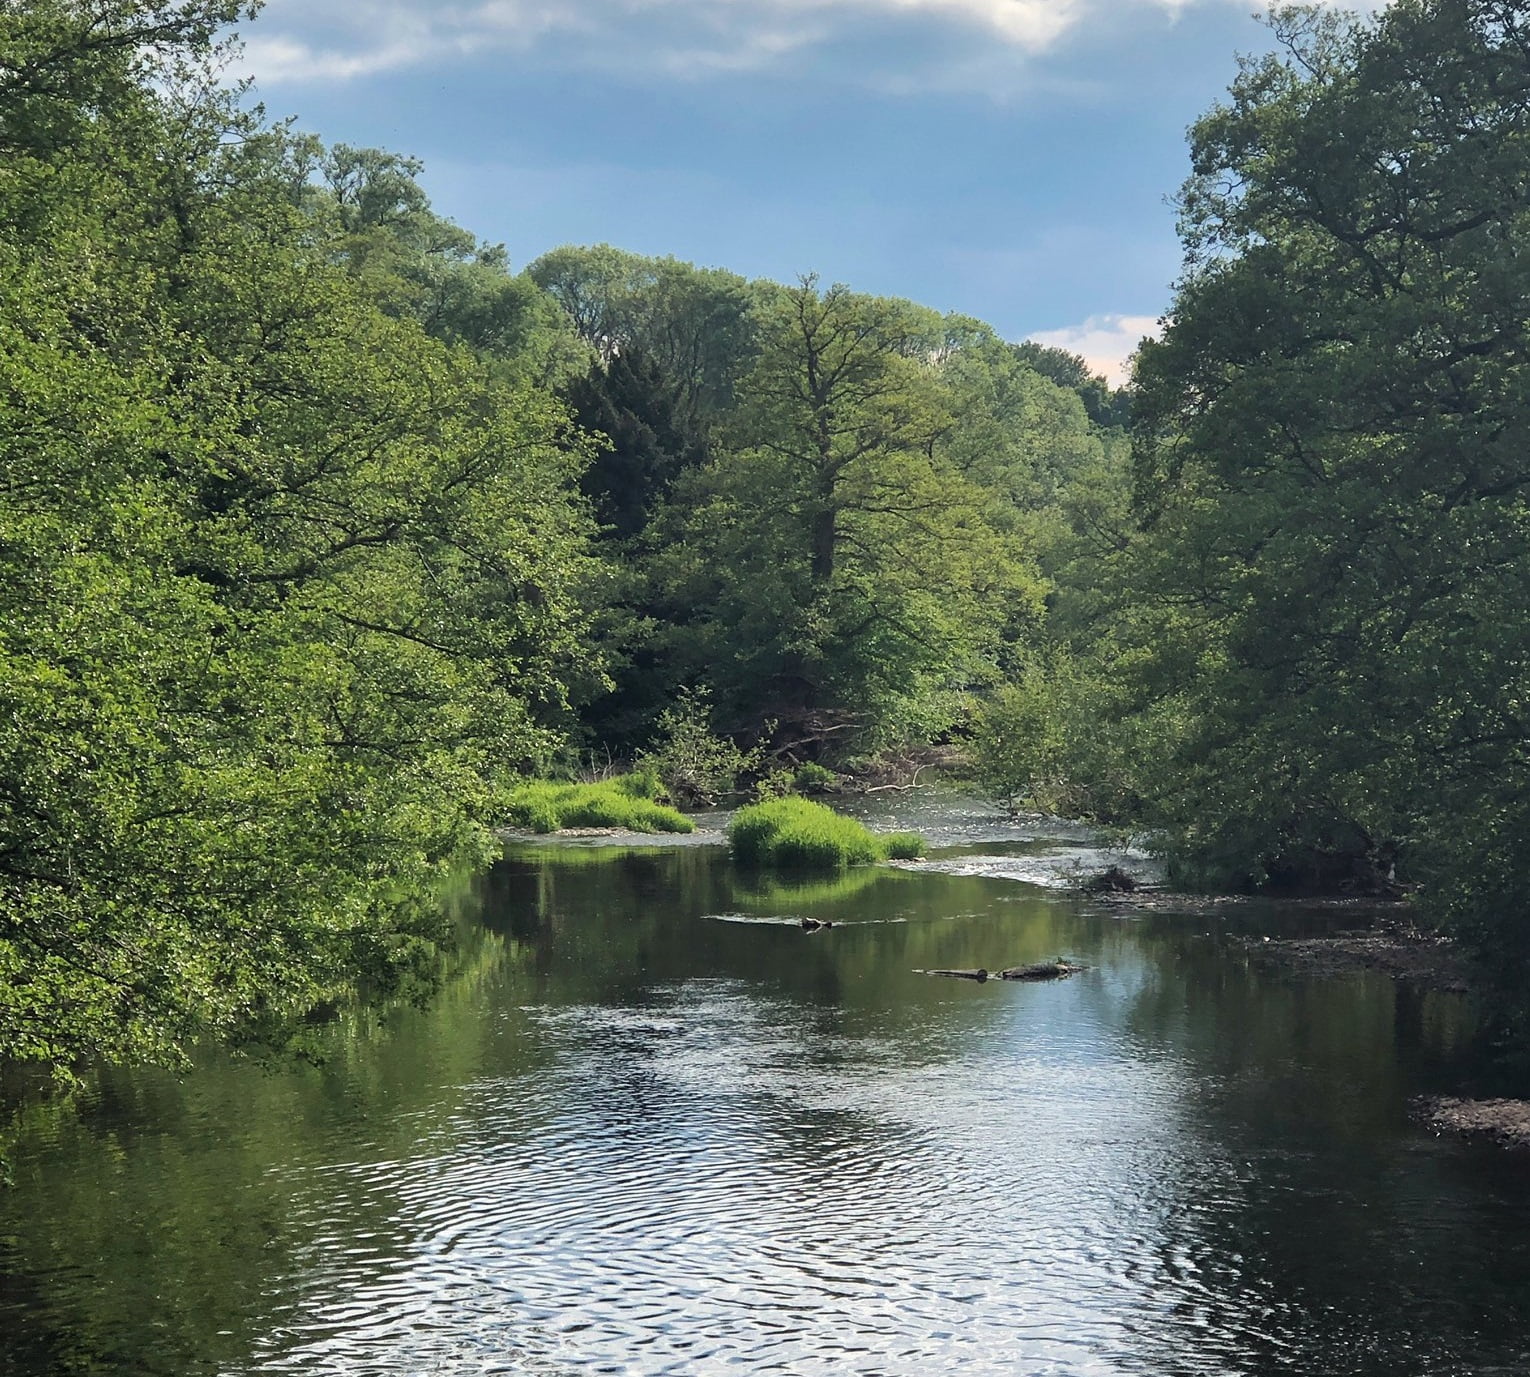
[504,779,694,835]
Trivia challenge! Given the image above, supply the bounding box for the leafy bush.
[793,762,838,794]
[639,686,767,805]
[973,655,1144,823]
[728,797,925,869]
[504,781,694,834]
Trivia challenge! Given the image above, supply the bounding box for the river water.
[3,796,1529,1376]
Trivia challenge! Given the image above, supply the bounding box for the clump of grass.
[728,796,925,870]
[504,780,694,834]
[883,832,927,861]
[612,765,663,800]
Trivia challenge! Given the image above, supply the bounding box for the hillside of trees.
[4,0,1529,1078]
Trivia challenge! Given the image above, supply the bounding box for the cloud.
[235,0,1390,88]
[1027,313,1161,386]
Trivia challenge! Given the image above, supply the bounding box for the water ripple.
[226,987,1334,1377]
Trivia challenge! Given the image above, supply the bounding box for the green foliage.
[652,278,1042,754]
[527,244,757,430]
[728,797,925,870]
[972,652,1144,822]
[563,344,709,541]
[612,765,663,800]
[307,143,574,376]
[503,782,693,835]
[882,833,928,861]
[0,1,603,1077]
[793,762,838,794]
[637,686,764,805]
[1076,0,1530,924]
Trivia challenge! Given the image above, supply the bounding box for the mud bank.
[1414,1096,1530,1154]
[1241,922,1469,994]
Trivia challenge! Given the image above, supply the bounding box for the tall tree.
[654,279,1038,751]
[1115,0,1530,963]
[0,0,600,1074]
[528,245,757,431]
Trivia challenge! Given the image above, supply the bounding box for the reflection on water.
[3,798,1529,1376]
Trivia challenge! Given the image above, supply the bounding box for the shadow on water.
[2,803,1529,1376]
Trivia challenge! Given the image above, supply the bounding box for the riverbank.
[1086,885,1468,992]
[1238,918,1469,994]
[1414,1096,1530,1154]
[1090,877,1530,1155]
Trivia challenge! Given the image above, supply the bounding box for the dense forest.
[3,0,1528,1080]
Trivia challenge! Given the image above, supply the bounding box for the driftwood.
[917,960,1089,983]
[1081,866,1136,894]
[998,960,1088,981]
[862,764,932,795]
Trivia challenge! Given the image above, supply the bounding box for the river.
[2,795,1528,1375]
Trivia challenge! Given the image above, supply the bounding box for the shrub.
[639,686,766,806]
[793,761,838,794]
[504,781,694,834]
[728,797,925,869]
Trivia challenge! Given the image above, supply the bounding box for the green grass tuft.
[727,796,925,870]
[882,832,927,861]
[504,780,694,834]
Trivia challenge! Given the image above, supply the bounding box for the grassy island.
[728,797,924,869]
[504,779,694,834]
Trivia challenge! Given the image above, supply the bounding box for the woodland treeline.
[3,0,1529,1076]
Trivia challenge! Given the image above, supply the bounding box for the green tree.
[305,142,571,372]
[654,278,1038,752]
[563,343,708,542]
[528,244,757,431]
[0,0,601,1075]
[1111,0,1530,943]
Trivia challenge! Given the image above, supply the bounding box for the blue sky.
[234,0,1382,382]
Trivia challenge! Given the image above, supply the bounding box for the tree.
[301,142,568,370]
[562,344,708,541]
[1011,339,1131,429]
[653,279,1038,752]
[528,245,757,431]
[0,0,601,1075]
[560,345,713,749]
[1114,0,1530,952]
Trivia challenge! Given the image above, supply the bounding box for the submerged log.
[997,960,1089,982]
[920,968,990,982]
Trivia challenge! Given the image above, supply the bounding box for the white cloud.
[863,0,1085,48]
[235,0,1392,88]
[240,0,593,84]
[1028,313,1161,387]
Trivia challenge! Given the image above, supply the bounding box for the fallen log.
[998,960,1088,981]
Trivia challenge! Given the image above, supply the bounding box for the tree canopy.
[996,0,1530,1045]
[0,0,600,1073]
[0,0,1134,1079]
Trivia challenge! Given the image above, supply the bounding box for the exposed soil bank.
[1414,1096,1530,1154]
[1240,921,1470,995]
[1087,885,1470,994]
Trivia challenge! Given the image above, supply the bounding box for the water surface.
[3,798,1528,1375]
